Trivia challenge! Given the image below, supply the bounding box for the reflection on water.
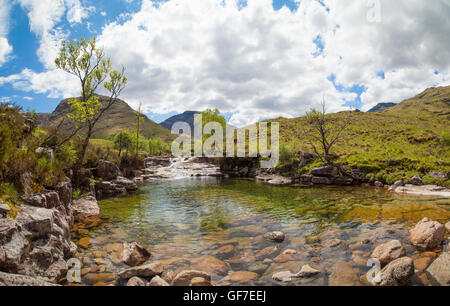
[72,178,450,286]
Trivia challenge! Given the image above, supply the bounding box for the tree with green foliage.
[55,36,127,168]
[200,108,226,141]
[113,130,133,157]
[304,99,352,164]
[148,138,170,156]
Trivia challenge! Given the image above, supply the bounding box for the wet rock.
[373,257,414,286]
[266,176,292,186]
[371,240,406,266]
[72,196,100,219]
[96,160,121,181]
[122,242,151,267]
[394,179,404,187]
[113,176,138,191]
[212,245,235,259]
[263,231,285,243]
[426,252,450,286]
[190,277,211,286]
[262,261,304,282]
[78,237,91,249]
[297,264,320,277]
[334,177,353,185]
[272,270,296,282]
[445,222,450,233]
[84,272,116,284]
[229,271,258,283]
[394,185,450,197]
[409,176,423,186]
[413,257,432,272]
[228,251,255,264]
[374,181,384,188]
[127,276,148,286]
[328,261,359,286]
[256,246,280,260]
[273,249,309,263]
[149,275,170,286]
[310,166,338,177]
[299,174,313,183]
[410,218,445,250]
[172,270,211,286]
[191,256,231,276]
[312,177,334,185]
[15,206,54,238]
[118,261,164,279]
[0,271,57,286]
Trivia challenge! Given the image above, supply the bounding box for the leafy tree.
[200,108,226,142]
[304,99,352,164]
[148,138,170,156]
[55,36,127,168]
[113,131,133,157]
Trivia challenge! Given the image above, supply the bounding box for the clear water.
[72,178,450,286]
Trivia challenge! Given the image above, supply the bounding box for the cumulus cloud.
[0,0,12,67]
[3,0,450,126]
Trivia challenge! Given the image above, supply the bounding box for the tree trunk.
[77,125,92,169]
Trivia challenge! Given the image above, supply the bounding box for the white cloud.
[0,0,12,67]
[66,0,96,24]
[5,0,450,126]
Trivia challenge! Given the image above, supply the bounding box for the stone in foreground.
[122,242,151,267]
[372,257,414,286]
[410,218,445,250]
[370,240,406,266]
[426,252,450,286]
[118,262,164,279]
[263,231,285,243]
[172,270,211,286]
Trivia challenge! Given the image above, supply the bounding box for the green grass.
[262,86,450,186]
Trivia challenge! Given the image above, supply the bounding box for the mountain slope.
[367,102,397,113]
[160,110,237,132]
[259,85,450,185]
[37,96,175,141]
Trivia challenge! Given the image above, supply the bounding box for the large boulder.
[263,231,285,243]
[0,218,29,273]
[54,179,72,207]
[96,160,121,181]
[15,206,54,238]
[118,261,164,279]
[410,218,445,250]
[311,166,338,177]
[122,242,151,267]
[21,191,61,209]
[372,257,414,286]
[113,176,138,191]
[172,270,211,286]
[0,271,58,286]
[311,176,334,185]
[191,255,231,276]
[426,252,450,286]
[72,196,100,219]
[370,240,406,266]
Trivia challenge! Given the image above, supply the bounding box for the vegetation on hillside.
[264,86,450,186]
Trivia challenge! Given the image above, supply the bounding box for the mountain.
[160,110,237,133]
[367,102,397,113]
[160,111,201,131]
[36,95,175,141]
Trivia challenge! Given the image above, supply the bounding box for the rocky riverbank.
[82,217,449,287]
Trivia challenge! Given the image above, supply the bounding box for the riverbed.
[71,178,450,286]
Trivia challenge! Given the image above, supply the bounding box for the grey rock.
[410,218,445,250]
[127,276,149,286]
[96,160,121,181]
[310,166,338,177]
[148,275,170,286]
[0,200,10,216]
[311,176,334,185]
[426,252,450,286]
[113,176,138,191]
[429,171,448,179]
[373,257,414,286]
[72,196,100,219]
[409,176,423,186]
[0,271,58,286]
[118,262,164,279]
[371,240,406,266]
[263,231,285,243]
[16,206,54,238]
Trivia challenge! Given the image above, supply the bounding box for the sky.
[0,0,449,127]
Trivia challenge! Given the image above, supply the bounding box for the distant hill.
[160,110,236,133]
[36,95,175,141]
[367,102,397,113]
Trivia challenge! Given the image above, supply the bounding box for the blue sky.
[0,0,447,127]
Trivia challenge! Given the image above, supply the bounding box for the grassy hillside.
[262,86,450,186]
[37,95,175,142]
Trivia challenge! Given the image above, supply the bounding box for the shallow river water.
[71,178,450,286]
